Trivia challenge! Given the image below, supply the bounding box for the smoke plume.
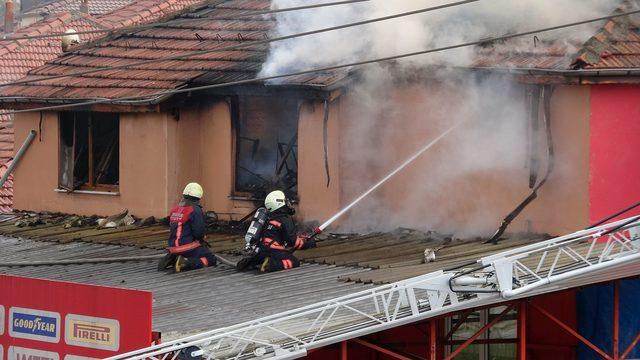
[262,0,622,236]
[262,0,621,76]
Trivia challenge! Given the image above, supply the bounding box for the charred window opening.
[59,112,119,192]
[235,96,300,197]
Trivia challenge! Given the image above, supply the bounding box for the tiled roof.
[0,0,346,102]
[573,12,640,69]
[472,41,580,70]
[474,3,640,71]
[0,159,13,214]
[0,0,206,213]
[99,0,205,28]
[25,0,136,16]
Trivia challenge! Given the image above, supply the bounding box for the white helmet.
[265,190,287,212]
[183,182,203,199]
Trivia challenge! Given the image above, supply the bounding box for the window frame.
[58,111,120,193]
[443,306,518,360]
[231,96,300,197]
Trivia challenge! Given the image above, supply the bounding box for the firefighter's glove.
[295,234,316,250]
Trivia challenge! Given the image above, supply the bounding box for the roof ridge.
[98,0,212,28]
[0,12,77,59]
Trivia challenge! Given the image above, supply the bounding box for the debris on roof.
[0,208,560,341]
[0,211,549,281]
[296,231,542,284]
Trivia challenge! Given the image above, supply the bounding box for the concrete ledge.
[54,188,120,196]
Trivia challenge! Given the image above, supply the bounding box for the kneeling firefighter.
[157,182,217,272]
[237,190,316,273]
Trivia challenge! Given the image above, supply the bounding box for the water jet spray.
[311,121,465,237]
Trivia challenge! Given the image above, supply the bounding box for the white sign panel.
[65,314,120,351]
[9,307,60,343]
[8,346,59,360]
[0,305,4,336]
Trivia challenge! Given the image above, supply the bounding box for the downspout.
[0,130,37,188]
[487,85,555,244]
[322,99,331,188]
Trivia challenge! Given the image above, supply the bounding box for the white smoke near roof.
[261,0,621,76]
[261,0,621,236]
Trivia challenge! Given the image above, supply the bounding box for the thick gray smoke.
[262,0,621,75]
[262,0,622,236]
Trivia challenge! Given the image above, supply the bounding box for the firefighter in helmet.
[157,182,217,272]
[237,190,316,273]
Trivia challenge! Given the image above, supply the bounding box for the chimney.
[4,0,14,33]
[80,0,89,14]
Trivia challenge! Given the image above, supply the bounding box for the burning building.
[0,0,637,238]
[0,1,638,359]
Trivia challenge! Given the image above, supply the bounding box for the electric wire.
[0,0,482,88]
[1,0,372,41]
[3,8,639,115]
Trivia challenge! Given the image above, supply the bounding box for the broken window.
[234,96,300,197]
[59,112,119,192]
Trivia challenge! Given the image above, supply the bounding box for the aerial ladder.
[108,215,640,360]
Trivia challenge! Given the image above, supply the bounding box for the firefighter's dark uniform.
[257,207,315,272]
[167,198,216,270]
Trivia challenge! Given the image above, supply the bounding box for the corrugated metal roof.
[0,235,373,339]
[0,213,589,342]
[276,231,545,286]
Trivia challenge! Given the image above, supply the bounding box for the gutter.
[467,66,640,77]
[0,67,637,109]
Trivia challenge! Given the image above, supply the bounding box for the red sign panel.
[0,274,152,360]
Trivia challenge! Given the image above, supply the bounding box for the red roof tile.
[573,12,640,69]
[472,2,640,71]
[4,1,640,105]
[26,0,136,16]
[0,0,208,212]
[0,159,13,214]
[0,0,345,102]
